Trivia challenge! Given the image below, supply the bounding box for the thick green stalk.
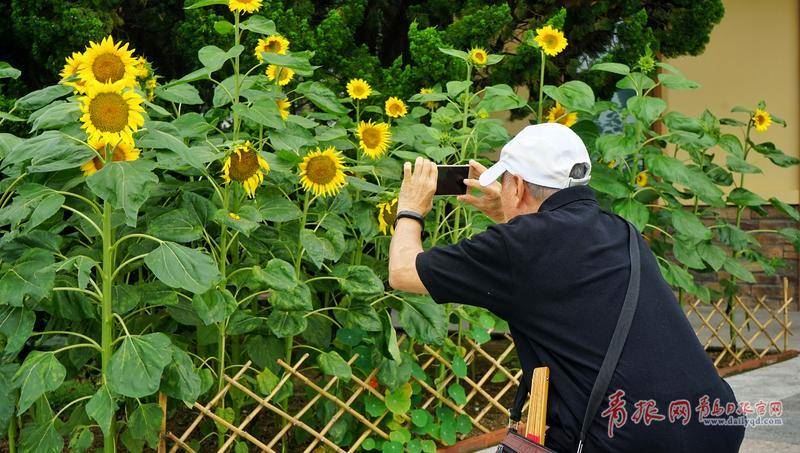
[101,199,115,453]
[232,12,241,139]
[537,51,546,123]
[7,416,16,453]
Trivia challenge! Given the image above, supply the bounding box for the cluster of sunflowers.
[58,37,153,177]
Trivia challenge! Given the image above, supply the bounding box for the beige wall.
[662,0,800,203]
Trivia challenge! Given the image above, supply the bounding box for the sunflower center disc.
[89,93,129,132]
[91,145,127,170]
[229,151,260,182]
[92,54,126,83]
[266,41,281,52]
[307,156,337,185]
[544,35,557,48]
[362,127,381,148]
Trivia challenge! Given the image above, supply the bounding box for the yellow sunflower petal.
[221,141,270,198]
[78,36,139,89]
[357,121,392,159]
[79,82,145,145]
[753,108,772,132]
[469,47,488,66]
[229,0,262,13]
[385,97,407,118]
[534,25,568,57]
[266,65,295,86]
[298,147,347,197]
[255,35,290,61]
[347,78,372,100]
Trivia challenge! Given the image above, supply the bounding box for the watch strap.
[394,210,425,231]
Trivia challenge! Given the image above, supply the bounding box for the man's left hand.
[398,157,437,216]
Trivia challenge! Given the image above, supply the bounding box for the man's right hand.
[458,160,504,223]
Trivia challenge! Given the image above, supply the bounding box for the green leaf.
[317,351,352,381]
[260,51,317,76]
[451,355,467,378]
[337,265,384,297]
[626,96,666,125]
[197,45,244,72]
[542,80,595,112]
[301,229,327,266]
[438,48,469,61]
[256,368,279,395]
[0,61,21,79]
[658,73,699,90]
[752,142,800,167]
[233,100,284,130]
[728,188,767,207]
[29,101,80,132]
[86,386,116,437]
[185,0,228,8]
[12,351,65,414]
[770,198,800,221]
[590,62,630,75]
[384,383,412,415]
[239,15,276,34]
[15,84,72,110]
[726,154,761,174]
[254,259,297,291]
[671,209,712,240]
[214,20,234,35]
[697,243,727,271]
[0,248,54,307]
[5,131,92,172]
[69,426,94,453]
[0,306,35,357]
[20,417,63,453]
[613,198,648,231]
[108,333,173,398]
[295,81,347,114]
[148,208,203,242]
[145,241,221,294]
[87,160,159,227]
[411,409,431,428]
[645,154,724,206]
[27,192,64,231]
[779,228,800,250]
[718,134,744,157]
[447,383,467,405]
[137,122,206,169]
[723,258,756,283]
[270,283,312,311]
[399,296,447,345]
[446,80,471,97]
[673,237,705,269]
[256,189,303,222]
[156,83,203,105]
[192,288,237,325]
[129,403,163,449]
[616,72,656,94]
[589,169,630,198]
[267,310,308,337]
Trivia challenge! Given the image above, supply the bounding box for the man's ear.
[512,174,527,207]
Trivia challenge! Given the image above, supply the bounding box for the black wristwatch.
[394,210,425,232]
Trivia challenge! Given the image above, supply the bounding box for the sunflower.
[469,47,488,66]
[254,35,289,61]
[385,97,407,118]
[229,0,262,13]
[753,109,772,132]
[134,56,150,79]
[534,25,568,57]
[347,78,372,100]
[635,171,648,187]
[145,78,157,102]
[546,102,578,127]
[419,87,438,110]
[60,52,87,93]
[377,198,398,235]
[79,36,139,88]
[357,121,392,159]
[299,147,347,197]
[276,98,291,120]
[81,136,140,177]
[221,141,270,198]
[266,65,295,86]
[79,83,145,145]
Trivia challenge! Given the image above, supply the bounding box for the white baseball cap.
[478,123,591,189]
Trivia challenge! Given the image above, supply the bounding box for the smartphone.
[435,165,469,195]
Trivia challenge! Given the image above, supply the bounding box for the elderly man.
[388,123,744,452]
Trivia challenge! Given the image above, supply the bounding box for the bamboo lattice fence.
[166,285,793,452]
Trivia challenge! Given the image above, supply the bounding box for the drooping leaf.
[542,80,595,113]
[85,386,116,437]
[671,209,712,240]
[253,258,297,291]
[613,198,649,231]
[317,351,352,382]
[336,265,384,297]
[728,188,767,207]
[267,310,307,337]
[19,417,63,453]
[12,351,66,414]
[239,15,276,34]
[86,160,159,227]
[128,403,163,449]
[192,287,237,325]
[626,96,666,126]
[384,383,412,415]
[148,208,203,243]
[723,258,756,283]
[145,241,221,294]
[108,333,173,398]
[270,283,312,311]
[295,81,347,114]
[0,306,35,356]
[0,248,55,307]
[399,296,447,345]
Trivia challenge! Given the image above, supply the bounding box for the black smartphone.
[435,165,469,195]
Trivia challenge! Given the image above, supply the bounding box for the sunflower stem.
[101,198,116,453]
[537,50,546,123]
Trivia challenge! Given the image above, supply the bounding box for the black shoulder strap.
[509,222,641,453]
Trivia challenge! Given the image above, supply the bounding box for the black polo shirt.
[416,186,743,452]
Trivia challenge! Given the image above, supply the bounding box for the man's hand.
[458,159,504,223]
[398,157,437,216]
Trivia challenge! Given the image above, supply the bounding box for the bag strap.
[509,222,641,453]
